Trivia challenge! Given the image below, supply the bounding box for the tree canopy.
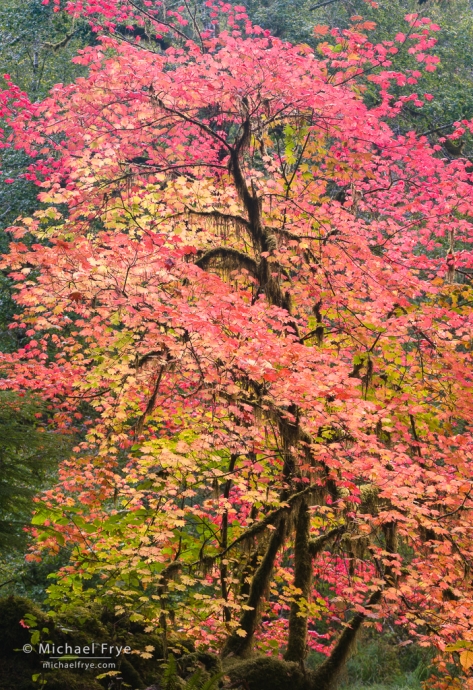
[2,2,473,689]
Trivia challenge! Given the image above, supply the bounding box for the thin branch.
[309,0,343,10]
[419,121,458,138]
[135,363,166,435]
[155,98,232,151]
[434,491,472,521]
[42,31,78,51]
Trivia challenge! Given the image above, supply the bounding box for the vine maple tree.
[2,2,473,688]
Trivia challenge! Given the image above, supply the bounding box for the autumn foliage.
[2,1,473,687]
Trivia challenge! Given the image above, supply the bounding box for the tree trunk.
[284,500,311,662]
[311,590,382,689]
[222,517,287,658]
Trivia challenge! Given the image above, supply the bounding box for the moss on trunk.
[225,656,311,690]
[311,590,382,690]
[224,590,382,690]
[284,500,311,663]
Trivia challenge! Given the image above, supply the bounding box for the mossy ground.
[0,595,432,690]
[0,595,167,690]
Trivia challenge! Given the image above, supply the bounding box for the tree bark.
[222,517,287,658]
[285,500,311,662]
[311,590,382,690]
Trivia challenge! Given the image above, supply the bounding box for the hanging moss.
[359,484,380,515]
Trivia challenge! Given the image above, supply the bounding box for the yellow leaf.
[460,650,473,670]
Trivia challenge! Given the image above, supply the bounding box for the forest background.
[2,1,473,689]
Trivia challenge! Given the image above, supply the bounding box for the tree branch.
[312,590,382,689]
[195,247,258,277]
[219,484,321,558]
[222,517,288,658]
[309,525,345,557]
[309,0,343,11]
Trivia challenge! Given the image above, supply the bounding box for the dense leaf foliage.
[247,0,473,138]
[2,2,473,688]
